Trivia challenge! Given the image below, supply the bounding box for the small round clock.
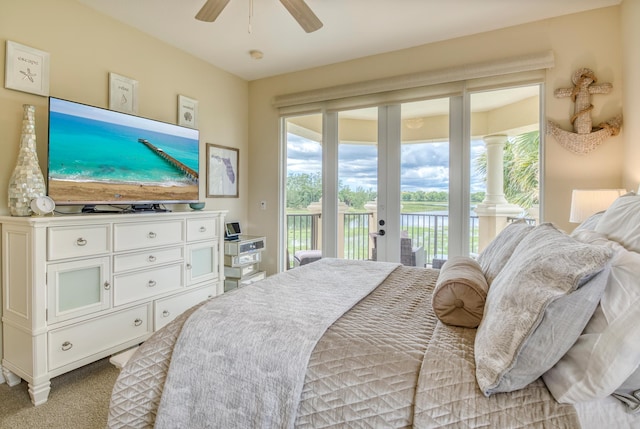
[30,196,56,215]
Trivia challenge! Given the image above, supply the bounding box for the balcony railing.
[286,212,480,269]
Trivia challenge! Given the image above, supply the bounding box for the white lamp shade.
[569,189,627,223]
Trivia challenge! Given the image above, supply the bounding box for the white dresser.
[0,210,226,405]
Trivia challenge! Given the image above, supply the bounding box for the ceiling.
[76,0,620,81]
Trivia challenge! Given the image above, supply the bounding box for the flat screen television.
[47,97,200,209]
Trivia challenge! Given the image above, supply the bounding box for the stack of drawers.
[223,235,266,291]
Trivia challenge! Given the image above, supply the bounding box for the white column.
[482,135,509,205]
[474,134,523,252]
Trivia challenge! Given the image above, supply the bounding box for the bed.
[107,194,640,429]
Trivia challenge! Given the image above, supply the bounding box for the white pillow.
[595,195,640,252]
[475,224,612,396]
[543,230,640,404]
[571,212,603,235]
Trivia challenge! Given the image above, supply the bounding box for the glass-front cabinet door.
[47,256,111,323]
[186,241,219,286]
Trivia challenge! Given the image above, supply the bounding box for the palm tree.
[474,130,539,209]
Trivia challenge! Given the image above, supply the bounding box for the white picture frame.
[178,95,199,128]
[4,40,50,96]
[206,143,239,198]
[109,72,138,114]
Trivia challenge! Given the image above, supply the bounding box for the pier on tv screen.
[47,97,200,205]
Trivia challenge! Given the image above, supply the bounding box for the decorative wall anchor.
[547,68,622,155]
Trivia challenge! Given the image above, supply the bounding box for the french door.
[283,97,457,267]
[282,85,541,270]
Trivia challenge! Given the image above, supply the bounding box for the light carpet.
[0,358,119,429]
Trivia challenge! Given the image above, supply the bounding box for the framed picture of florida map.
[206,143,239,198]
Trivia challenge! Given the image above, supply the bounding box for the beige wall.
[0,0,249,220]
[0,0,248,367]
[249,6,627,275]
[622,0,640,190]
[0,1,634,311]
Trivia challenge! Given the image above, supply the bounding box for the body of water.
[48,111,199,186]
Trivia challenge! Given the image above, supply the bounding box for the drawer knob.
[134,318,143,327]
[148,232,157,239]
[148,280,157,287]
[199,226,206,232]
[61,341,73,351]
[162,310,170,318]
[148,255,156,262]
[76,237,87,246]
[104,281,111,290]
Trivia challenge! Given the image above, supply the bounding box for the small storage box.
[224,263,259,279]
[224,271,266,292]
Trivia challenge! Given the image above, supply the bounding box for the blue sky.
[287,134,487,193]
[50,97,199,140]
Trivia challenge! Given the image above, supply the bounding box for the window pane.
[401,98,450,267]
[285,114,323,268]
[471,86,540,253]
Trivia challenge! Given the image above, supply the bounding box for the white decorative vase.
[8,104,46,216]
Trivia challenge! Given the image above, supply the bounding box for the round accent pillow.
[432,256,489,328]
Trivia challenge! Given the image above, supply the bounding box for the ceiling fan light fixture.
[405,118,424,129]
[249,49,264,60]
[195,0,323,33]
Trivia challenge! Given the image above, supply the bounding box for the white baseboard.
[0,365,5,384]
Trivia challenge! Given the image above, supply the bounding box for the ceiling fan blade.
[195,0,231,22]
[280,0,323,33]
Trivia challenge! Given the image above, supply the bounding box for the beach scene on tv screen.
[48,98,199,204]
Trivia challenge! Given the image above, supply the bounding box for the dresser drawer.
[48,225,110,261]
[186,217,218,242]
[224,262,259,279]
[113,220,184,252]
[48,304,151,371]
[113,246,184,273]
[224,271,266,292]
[113,263,184,306]
[154,285,214,330]
[224,251,261,267]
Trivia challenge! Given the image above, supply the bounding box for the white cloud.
[287,134,487,193]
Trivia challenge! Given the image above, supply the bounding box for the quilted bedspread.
[107,263,580,428]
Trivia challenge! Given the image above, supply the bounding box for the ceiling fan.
[195,0,323,33]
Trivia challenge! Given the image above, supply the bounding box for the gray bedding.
[107,260,579,428]
[155,259,400,428]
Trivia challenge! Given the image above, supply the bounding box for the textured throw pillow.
[543,230,640,407]
[432,256,489,328]
[476,220,534,285]
[595,194,640,252]
[474,223,613,396]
